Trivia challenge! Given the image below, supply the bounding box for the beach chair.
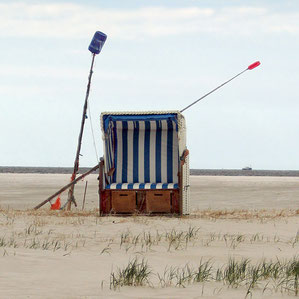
[99,111,190,215]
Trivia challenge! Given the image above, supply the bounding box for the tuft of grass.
[24,224,42,236]
[157,266,178,288]
[222,258,249,287]
[290,230,299,248]
[118,226,200,253]
[193,259,213,283]
[110,258,152,290]
[157,260,213,288]
[245,264,261,298]
[0,236,7,247]
[284,258,299,296]
[100,246,112,255]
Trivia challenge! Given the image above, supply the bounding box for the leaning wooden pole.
[64,31,107,211]
[65,53,96,210]
[34,164,99,210]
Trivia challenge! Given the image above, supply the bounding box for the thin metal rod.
[180,68,248,113]
[34,164,99,210]
[66,53,96,210]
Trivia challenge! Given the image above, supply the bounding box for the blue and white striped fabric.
[106,183,179,190]
[103,117,179,189]
[104,123,115,185]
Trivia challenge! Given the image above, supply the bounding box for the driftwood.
[34,164,99,210]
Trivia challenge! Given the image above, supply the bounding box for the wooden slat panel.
[111,191,136,213]
[171,190,180,213]
[146,191,171,213]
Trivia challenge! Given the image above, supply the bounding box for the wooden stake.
[82,181,88,210]
[34,164,99,210]
[98,158,104,215]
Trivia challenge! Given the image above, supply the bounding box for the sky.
[0,0,299,170]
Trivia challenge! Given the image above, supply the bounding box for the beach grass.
[109,256,299,296]
[1,207,298,297]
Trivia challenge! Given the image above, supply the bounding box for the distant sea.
[1,167,299,177]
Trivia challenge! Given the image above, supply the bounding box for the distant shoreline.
[191,169,299,177]
[1,167,299,177]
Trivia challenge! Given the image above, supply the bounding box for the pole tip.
[248,61,261,70]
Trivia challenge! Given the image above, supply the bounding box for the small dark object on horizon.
[242,167,252,171]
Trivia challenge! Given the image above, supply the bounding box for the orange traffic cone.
[50,196,61,210]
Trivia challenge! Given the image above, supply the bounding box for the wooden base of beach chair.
[99,189,180,215]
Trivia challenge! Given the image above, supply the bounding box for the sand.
[0,174,298,298]
[1,174,299,211]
